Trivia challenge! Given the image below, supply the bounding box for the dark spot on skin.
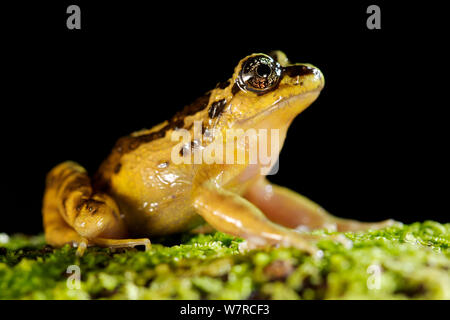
[201,122,207,135]
[231,83,240,95]
[114,163,121,174]
[74,198,105,215]
[86,199,105,214]
[282,65,315,77]
[128,140,140,150]
[60,175,91,214]
[111,210,120,220]
[216,80,230,89]
[172,118,185,130]
[208,99,227,119]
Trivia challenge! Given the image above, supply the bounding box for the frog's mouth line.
[240,89,322,125]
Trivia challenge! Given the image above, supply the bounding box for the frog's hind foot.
[244,178,400,233]
[73,237,151,256]
[89,237,151,251]
[43,161,136,254]
[331,218,399,232]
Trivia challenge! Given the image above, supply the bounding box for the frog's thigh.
[43,161,151,253]
[43,191,85,247]
[244,178,397,232]
[192,181,319,254]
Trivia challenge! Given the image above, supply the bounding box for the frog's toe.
[334,218,401,232]
[366,218,402,230]
[279,232,322,256]
[89,237,152,251]
[238,233,319,256]
[289,240,321,256]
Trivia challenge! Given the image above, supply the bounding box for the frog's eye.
[238,54,282,93]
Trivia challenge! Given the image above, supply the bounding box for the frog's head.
[194,51,324,175]
[208,51,324,133]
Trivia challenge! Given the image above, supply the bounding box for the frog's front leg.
[244,178,398,232]
[43,161,151,255]
[192,181,324,255]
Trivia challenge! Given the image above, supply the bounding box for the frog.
[42,51,395,256]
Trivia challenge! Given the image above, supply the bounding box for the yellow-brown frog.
[42,51,395,256]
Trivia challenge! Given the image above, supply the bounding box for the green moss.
[0,221,449,299]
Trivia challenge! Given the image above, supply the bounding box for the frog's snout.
[282,64,324,90]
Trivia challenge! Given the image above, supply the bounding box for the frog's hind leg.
[192,181,330,255]
[244,178,398,232]
[42,161,151,255]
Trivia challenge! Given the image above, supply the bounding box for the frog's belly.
[117,195,204,237]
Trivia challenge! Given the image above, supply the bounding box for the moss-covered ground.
[0,221,449,299]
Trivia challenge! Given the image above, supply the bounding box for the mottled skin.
[42,51,395,256]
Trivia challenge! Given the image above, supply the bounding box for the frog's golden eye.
[238,54,282,93]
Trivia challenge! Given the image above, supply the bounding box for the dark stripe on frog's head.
[231,83,240,95]
[208,99,227,119]
[282,65,315,77]
[114,163,121,174]
[113,92,212,155]
[230,65,314,98]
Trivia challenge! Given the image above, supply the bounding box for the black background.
[1,1,448,234]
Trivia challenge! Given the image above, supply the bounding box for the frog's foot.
[244,178,401,233]
[330,218,399,232]
[72,238,151,256]
[193,181,320,255]
[89,237,151,251]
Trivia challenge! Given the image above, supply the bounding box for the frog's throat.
[239,89,322,126]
